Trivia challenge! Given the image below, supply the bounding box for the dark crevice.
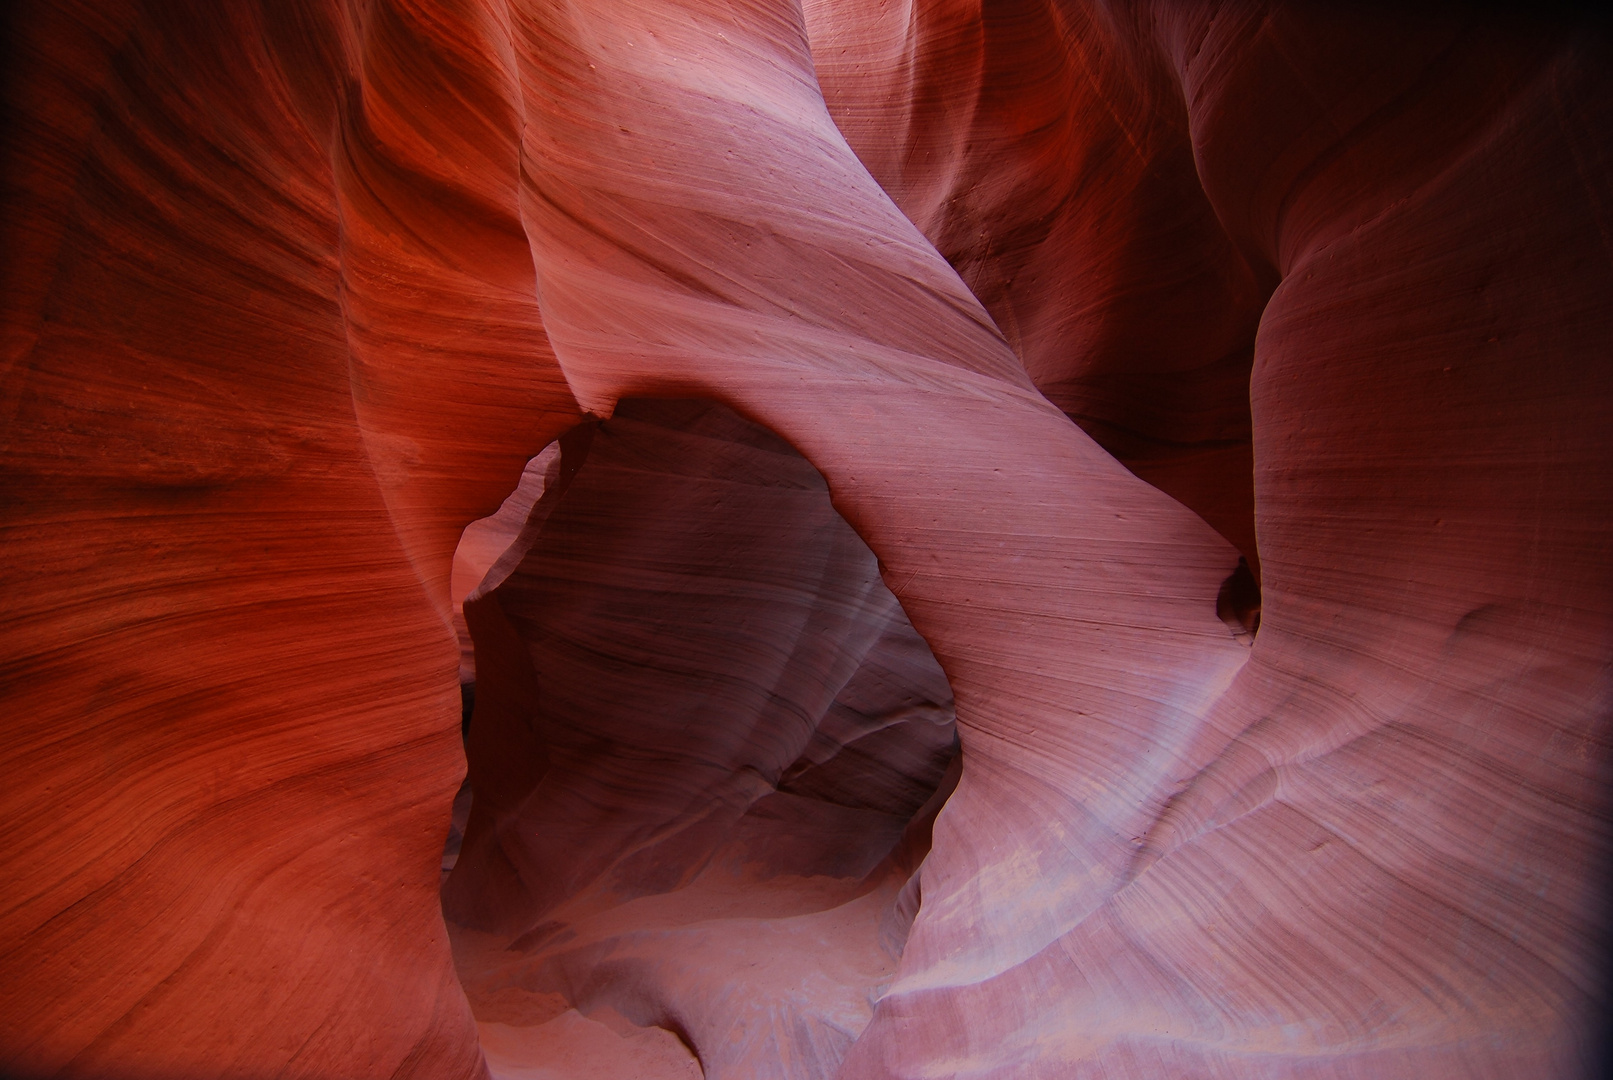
[440,399,960,1075]
[1216,555,1262,640]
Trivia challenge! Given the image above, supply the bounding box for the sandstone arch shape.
[1,2,1608,1078]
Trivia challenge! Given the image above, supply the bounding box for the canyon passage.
[2,2,1610,1079]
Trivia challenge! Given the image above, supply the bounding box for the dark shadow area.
[1216,555,1262,641]
[439,399,959,1078]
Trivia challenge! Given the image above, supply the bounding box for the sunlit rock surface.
[2,1,1608,1079]
[451,444,560,683]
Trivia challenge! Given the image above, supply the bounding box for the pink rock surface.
[802,0,1270,567]
[3,1,1609,1078]
[477,1012,701,1080]
[452,445,559,681]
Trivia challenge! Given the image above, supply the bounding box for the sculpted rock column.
[802,0,1271,567]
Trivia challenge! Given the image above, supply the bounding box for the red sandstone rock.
[3,2,575,1077]
[2,1,1609,1078]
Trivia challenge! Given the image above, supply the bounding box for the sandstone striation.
[2,2,1608,1079]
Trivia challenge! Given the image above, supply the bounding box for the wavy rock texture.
[447,398,958,1080]
[2,2,1609,1080]
[2,2,577,1077]
[802,0,1271,567]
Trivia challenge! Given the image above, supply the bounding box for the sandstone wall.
[3,2,1607,1077]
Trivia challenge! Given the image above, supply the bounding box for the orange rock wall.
[4,2,575,1076]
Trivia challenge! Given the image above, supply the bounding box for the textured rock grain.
[2,1,1608,1078]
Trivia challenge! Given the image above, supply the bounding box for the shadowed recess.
[442,399,959,1080]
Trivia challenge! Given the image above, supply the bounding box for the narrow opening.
[1216,555,1261,643]
[441,399,959,1078]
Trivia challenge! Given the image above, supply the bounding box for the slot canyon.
[2,1,1609,1078]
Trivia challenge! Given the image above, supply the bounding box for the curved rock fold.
[2,1,1608,1078]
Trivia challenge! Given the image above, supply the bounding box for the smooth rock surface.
[477,1013,701,1080]
[2,1,1608,1078]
